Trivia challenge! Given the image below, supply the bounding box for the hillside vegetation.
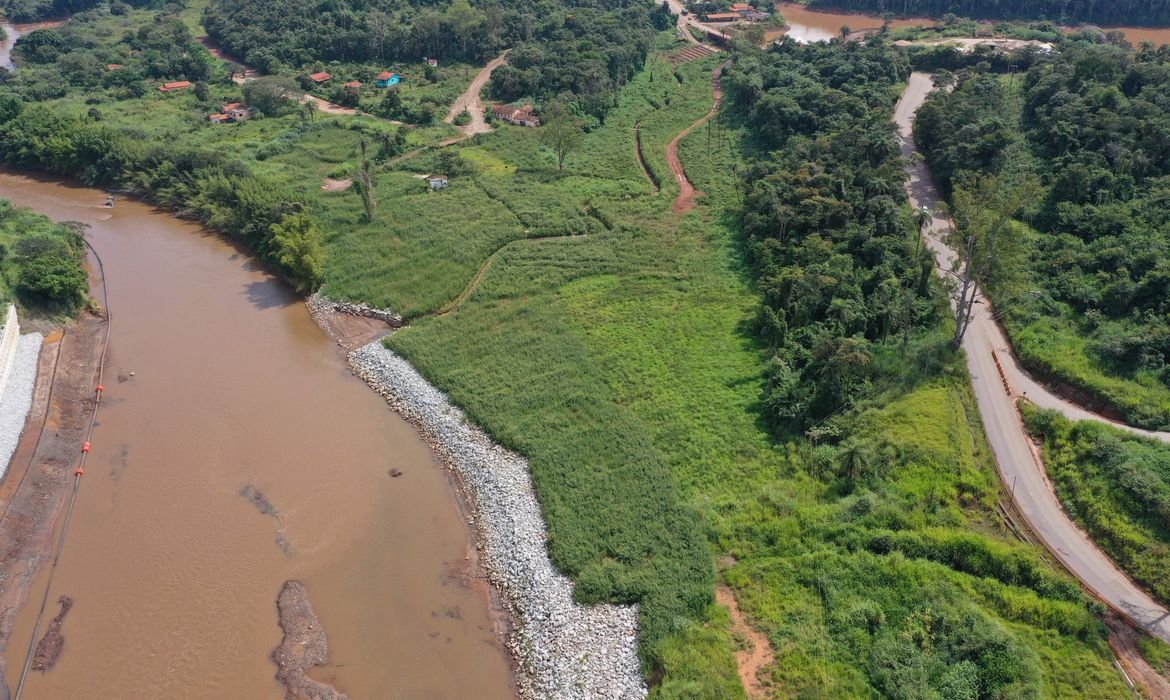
[915,43,1170,429]
[203,0,671,120]
[0,3,1144,695]
[1024,406,1170,603]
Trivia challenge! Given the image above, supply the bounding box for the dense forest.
[726,38,939,434]
[710,39,1123,699]
[809,0,1170,26]
[0,0,156,22]
[915,42,1170,427]
[203,0,669,119]
[0,103,325,292]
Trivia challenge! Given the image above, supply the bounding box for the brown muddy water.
[0,172,515,699]
[775,2,1170,45]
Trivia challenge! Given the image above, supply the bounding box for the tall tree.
[538,101,583,173]
[950,173,1040,346]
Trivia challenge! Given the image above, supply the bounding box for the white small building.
[427,175,449,190]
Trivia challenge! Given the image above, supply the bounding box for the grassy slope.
[19,11,1134,693]
[388,50,1127,698]
[1023,405,1170,603]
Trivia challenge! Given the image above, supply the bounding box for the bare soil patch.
[716,585,775,699]
[272,581,348,700]
[1106,615,1170,698]
[320,178,352,192]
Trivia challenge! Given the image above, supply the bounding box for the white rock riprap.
[0,333,43,481]
[349,342,646,700]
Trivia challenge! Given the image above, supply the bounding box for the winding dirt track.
[895,72,1170,643]
[444,52,509,137]
[667,61,727,214]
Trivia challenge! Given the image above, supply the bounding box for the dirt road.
[895,71,1170,643]
[304,94,357,116]
[444,52,508,137]
[668,61,727,215]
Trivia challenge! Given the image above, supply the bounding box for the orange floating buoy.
[75,466,85,476]
[81,442,91,453]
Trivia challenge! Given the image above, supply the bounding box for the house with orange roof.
[309,71,332,83]
[159,80,192,92]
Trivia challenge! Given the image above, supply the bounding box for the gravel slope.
[0,333,43,481]
[349,342,646,700]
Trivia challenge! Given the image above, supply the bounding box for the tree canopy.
[727,38,940,434]
[915,41,1170,426]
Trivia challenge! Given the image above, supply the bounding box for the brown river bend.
[776,2,1170,46]
[0,173,515,698]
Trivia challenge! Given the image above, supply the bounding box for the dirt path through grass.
[716,586,775,699]
[668,61,728,214]
[444,51,509,137]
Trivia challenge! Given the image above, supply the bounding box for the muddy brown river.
[775,2,1170,46]
[0,173,514,698]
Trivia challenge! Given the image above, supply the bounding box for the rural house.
[427,175,449,190]
[159,80,192,93]
[208,102,253,124]
[225,103,253,120]
[343,80,362,88]
[309,71,332,83]
[374,71,401,88]
[490,104,540,127]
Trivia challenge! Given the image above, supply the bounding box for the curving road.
[444,51,509,137]
[895,71,1170,643]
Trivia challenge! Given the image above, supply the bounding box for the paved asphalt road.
[895,71,1170,643]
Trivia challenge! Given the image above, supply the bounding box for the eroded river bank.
[0,172,515,698]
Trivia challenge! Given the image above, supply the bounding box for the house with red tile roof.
[490,104,540,127]
[159,80,192,92]
[343,80,362,88]
[309,71,332,83]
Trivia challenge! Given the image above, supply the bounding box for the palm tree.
[913,205,932,257]
[837,438,874,482]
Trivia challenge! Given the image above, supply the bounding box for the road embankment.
[348,342,646,700]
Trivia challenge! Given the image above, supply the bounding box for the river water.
[776,2,1170,46]
[0,174,515,698]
